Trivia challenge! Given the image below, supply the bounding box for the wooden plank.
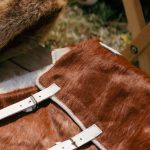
[123,0,145,38]
[122,24,150,61]
[0,40,38,63]
[138,45,150,74]
[133,24,150,55]
[11,45,52,71]
[0,41,53,83]
[0,61,28,82]
[0,39,52,71]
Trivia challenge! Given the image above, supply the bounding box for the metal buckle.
[70,138,78,149]
[24,95,37,113]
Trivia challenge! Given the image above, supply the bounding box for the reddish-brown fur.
[1,39,150,149]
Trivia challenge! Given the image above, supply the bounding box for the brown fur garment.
[0,0,67,50]
[1,39,150,149]
[39,39,150,150]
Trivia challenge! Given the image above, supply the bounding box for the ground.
[45,1,131,52]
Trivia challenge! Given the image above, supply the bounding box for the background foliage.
[45,0,149,52]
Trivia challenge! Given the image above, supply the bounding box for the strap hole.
[80,138,83,141]
[39,95,41,98]
[20,105,22,107]
[62,147,64,149]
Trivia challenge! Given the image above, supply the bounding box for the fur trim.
[0,69,43,94]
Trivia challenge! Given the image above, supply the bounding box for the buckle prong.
[24,96,37,112]
[70,138,78,148]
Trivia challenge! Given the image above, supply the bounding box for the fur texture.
[0,0,67,50]
[1,39,150,149]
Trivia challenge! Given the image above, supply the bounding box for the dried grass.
[45,2,131,52]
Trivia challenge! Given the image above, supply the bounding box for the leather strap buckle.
[48,124,102,150]
[0,84,60,120]
[70,138,78,149]
[24,95,38,113]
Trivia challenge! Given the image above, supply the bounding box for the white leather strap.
[100,42,121,55]
[0,84,60,120]
[49,124,102,150]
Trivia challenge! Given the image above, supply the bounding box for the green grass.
[45,1,131,52]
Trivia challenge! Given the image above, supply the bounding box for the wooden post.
[123,0,145,38]
[122,0,150,74]
[122,24,150,61]
[122,0,145,60]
